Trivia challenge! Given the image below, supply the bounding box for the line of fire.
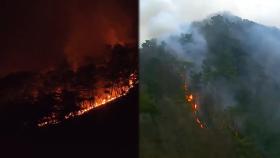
[0,44,138,129]
[184,80,206,129]
[0,1,138,157]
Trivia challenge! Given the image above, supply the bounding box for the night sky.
[0,0,138,76]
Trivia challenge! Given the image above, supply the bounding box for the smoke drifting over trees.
[140,13,280,157]
[140,0,280,43]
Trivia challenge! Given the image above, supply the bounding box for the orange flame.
[187,94,193,102]
[184,80,206,129]
[194,103,198,110]
[38,72,137,127]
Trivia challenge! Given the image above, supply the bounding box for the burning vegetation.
[0,1,138,156]
[184,81,206,129]
[140,13,280,157]
[38,72,137,127]
[0,44,138,128]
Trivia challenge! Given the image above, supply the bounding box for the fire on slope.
[37,72,138,127]
[184,81,206,129]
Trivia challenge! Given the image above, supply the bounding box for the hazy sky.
[140,0,280,43]
[0,0,137,76]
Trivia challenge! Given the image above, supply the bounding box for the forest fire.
[194,103,197,110]
[37,72,138,127]
[187,94,193,102]
[184,80,206,129]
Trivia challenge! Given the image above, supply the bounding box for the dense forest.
[0,44,137,131]
[140,13,280,158]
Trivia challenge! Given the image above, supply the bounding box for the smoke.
[141,0,280,43]
[0,0,137,76]
[234,21,280,125]
[144,11,280,135]
[141,0,280,154]
[64,0,137,69]
[0,0,69,76]
[164,27,208,70]
[240,24,280,85]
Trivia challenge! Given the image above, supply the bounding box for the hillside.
[140,13,280,158]
[0,44,138,157]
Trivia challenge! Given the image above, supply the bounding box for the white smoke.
[141,0,280,43]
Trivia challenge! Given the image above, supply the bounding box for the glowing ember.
[184,80,206,129]
[194,103,198,110]
[187,94,193,102]
[196,118,201,124]
[200,124,204,129]
[38,72,138,127]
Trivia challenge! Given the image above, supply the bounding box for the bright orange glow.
[184,80,206,129]
[187,94,193,102]
[38,72,138,127]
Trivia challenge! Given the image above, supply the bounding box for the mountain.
[140,13,280,158]
[0,44,138,157]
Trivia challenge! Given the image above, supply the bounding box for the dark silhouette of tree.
[60,90,80,117]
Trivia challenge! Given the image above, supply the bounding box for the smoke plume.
[0,0,137,76]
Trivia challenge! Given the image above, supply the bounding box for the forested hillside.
[140,14,280,158]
